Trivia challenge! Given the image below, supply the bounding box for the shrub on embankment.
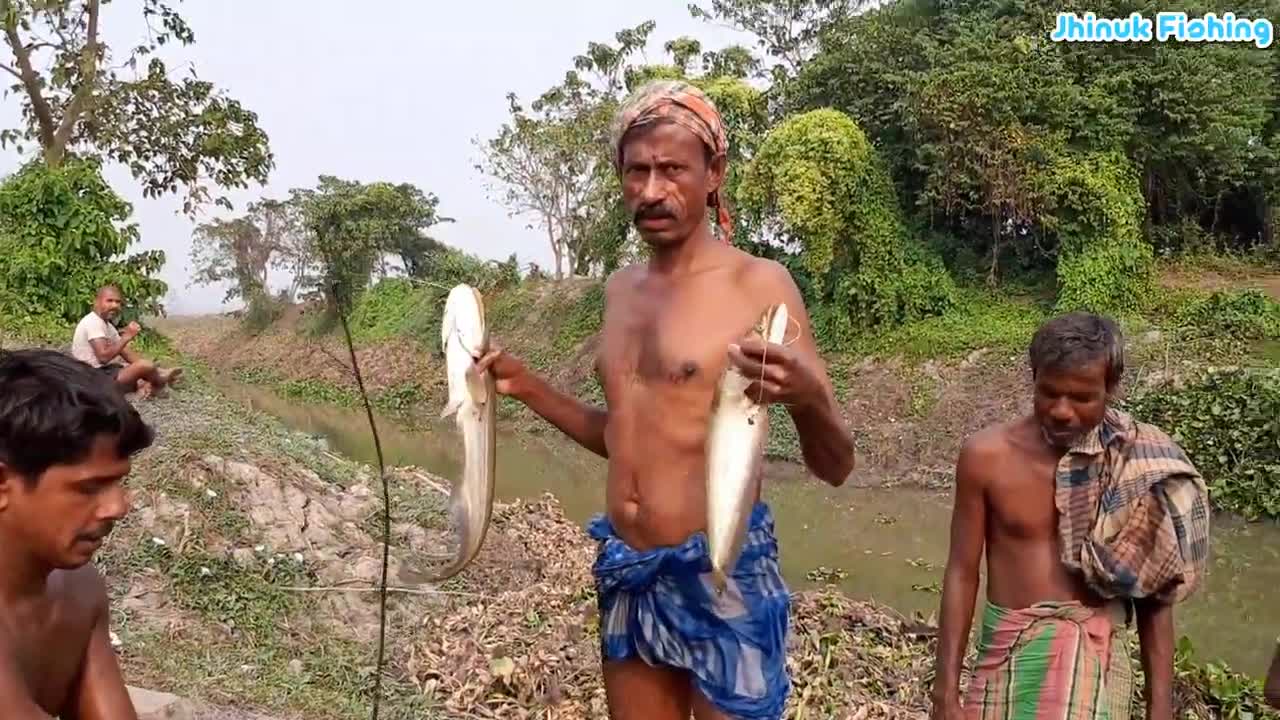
[0,158,168,322]
[1126,367,1280,521]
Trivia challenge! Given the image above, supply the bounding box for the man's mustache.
[635,204,675,222]
[77,522,114,543]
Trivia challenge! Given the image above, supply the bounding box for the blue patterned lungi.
[586,502,792,720]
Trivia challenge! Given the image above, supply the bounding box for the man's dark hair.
[0,349,154,484]
[1028,312,1125,390]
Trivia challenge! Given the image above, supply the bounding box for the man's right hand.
[475,344,531,398]
[122,321,142,339]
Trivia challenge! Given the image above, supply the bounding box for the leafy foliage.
[785,0,1280,302]
[476,23,655,280]
[290,176,449,312]
[1165,289,1280,343]
[1046,151,1155,315]
[738,108,955,335]
[1,0,273,215]
[346,247,521,347]
[189,198,304,304]
[0,157,166,322]
[687,0,869,78]
[1126,368,1280,521]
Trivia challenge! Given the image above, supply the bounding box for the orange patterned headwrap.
[610,80,734,244]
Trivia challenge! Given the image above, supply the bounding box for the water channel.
[215,376,1280,677]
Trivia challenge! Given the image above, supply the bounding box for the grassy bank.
[163,260,1280,516]
[2,320,1276,718]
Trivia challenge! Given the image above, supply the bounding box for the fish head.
[751,303,790,346]
[763,303,789,345]
[469,285,490,356]
[441,284,488,359]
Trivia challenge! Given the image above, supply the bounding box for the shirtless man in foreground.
[931,313,1210,720]
[0,348,151,719]
[477,80,855,719]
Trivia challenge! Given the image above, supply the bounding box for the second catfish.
[706,303,790,591]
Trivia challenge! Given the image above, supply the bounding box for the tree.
[189,198,307,304]
[478,21,774,280]
[688,0,872,80]
[738,109,955,338]
[476,23,655,281]
[292,176,450,312]
[0,156,166,322]
[1,0,273,215]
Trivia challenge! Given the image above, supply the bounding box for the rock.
[127,686,196,720]
[287,659,304,675]
[1141,330,1163,344]
[231,548,256,567]
[353,555,400,583]
[920,360,942,381]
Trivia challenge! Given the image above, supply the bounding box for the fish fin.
[439,395,463,420]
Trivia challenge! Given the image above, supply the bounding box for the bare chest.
[597,287,766,397]
[1,600,93,713]
[986,455,1062,541]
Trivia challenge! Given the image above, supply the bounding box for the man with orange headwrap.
[477,79,855,719]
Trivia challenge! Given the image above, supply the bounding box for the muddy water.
[217,378,1280,676]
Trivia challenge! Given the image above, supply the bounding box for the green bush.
[243,293,288,335]
[1045,151,1156,316]
[1124,367,1280,521]
[347,279,440,345]
[0,157,167,322]
[1165,289,1280,342]
[1157,636,1280,720]
[738,108,955,332]
[842,286,1048,360]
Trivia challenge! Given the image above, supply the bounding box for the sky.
[0,1,755,316]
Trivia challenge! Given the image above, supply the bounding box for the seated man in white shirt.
[70,285,181,395]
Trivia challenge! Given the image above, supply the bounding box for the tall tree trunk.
[6,0,101,168]
[1263,196,1276,249]
[987,206,1001,288]
[547,223,563,280]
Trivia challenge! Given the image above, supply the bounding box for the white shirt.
[71,311,120,368]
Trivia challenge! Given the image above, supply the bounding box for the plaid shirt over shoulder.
[1055,407,1211,604]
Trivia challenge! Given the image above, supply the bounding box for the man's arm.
[753,260,855,486]
[510,371,609,458]
[87,322,137,365]
[1265,641,1280,709]
[931,437,989,714]
[1135,598,1175,720]
[67,572,138,720]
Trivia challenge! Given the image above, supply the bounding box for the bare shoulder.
[738,253,800,295]
[603,263,644,303]
[956,422,1016,486]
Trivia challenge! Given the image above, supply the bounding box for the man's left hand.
[727,337,825,410]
